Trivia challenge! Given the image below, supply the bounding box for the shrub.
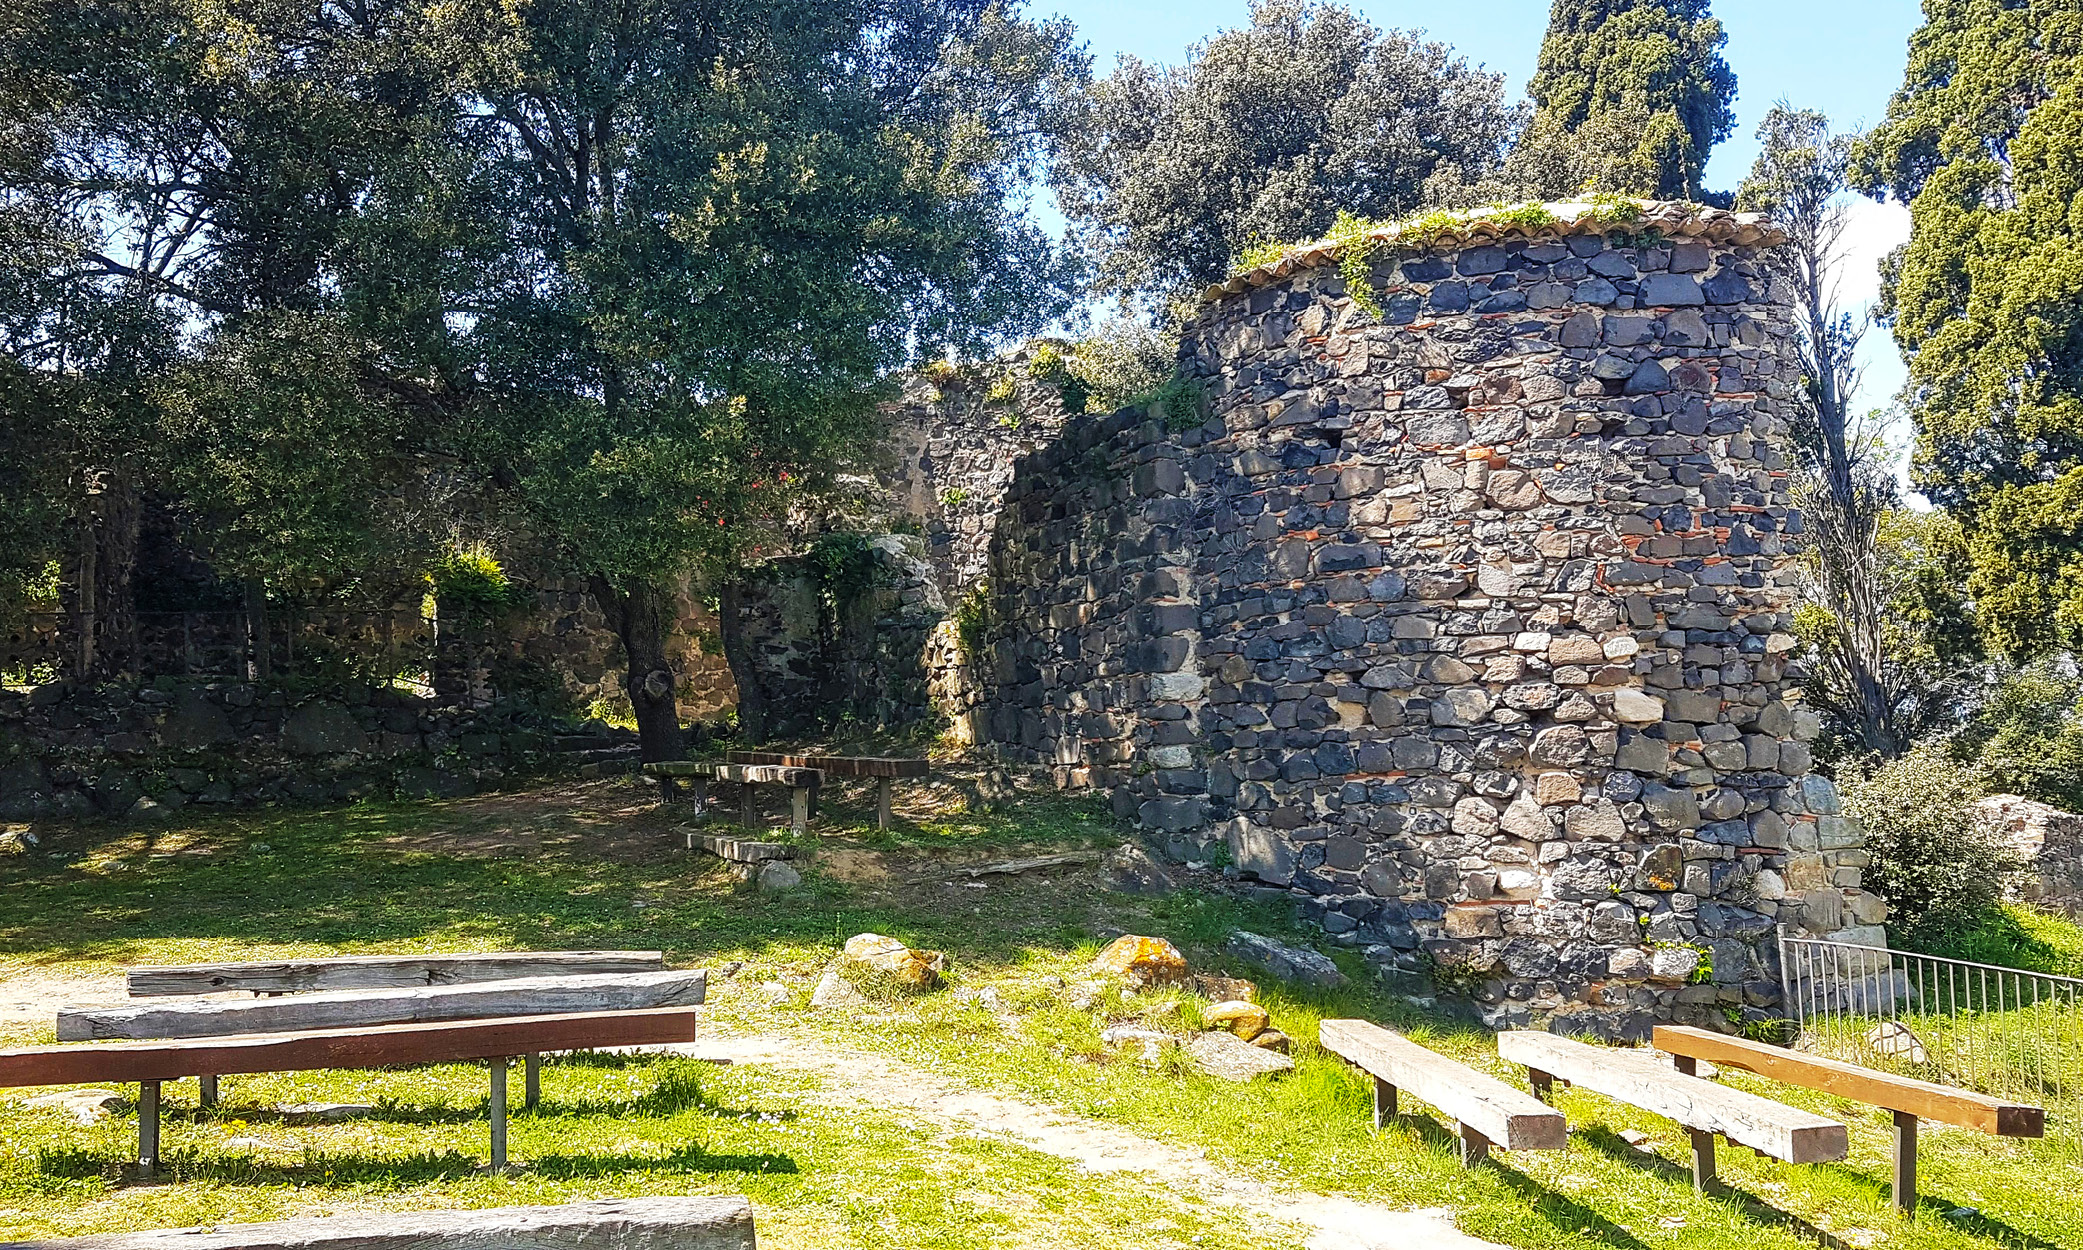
[1952,655,2083,813]
[426,545,520,622]
[1843,749,2018,943]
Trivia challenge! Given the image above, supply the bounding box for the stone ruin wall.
[967,210,1878,1038]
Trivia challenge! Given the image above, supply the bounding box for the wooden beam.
[1321,1019,1566,1151]
[0,1195,757,1249]
[645,762,822,786]
[125,951,665,998]
[1653,1025,2045,1138]
[1497,1031,1848,1165]
[689,834,793,863]
[0,1008,700,1088]
[728,750,929,778]
[64,970,707,1041]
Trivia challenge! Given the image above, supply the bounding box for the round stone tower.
[976,201,1877,1039]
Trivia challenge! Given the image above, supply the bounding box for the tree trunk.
[66,467,140,682]
[589,574,684,763]
[716,580,768,744]
[243,575,271,681]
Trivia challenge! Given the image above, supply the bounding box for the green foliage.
[953,580,994,665]
[1790,505,1983,764]
[1025,343,1091,413]
[1951,656,2083,813]
[1066,318,1179,415]
[939,487,971,509]
[426,545,521,623]
[1922,903,2083,979]
[803,531,884,621]
[1056,0,1517,298]
[1513,0,1737,201]
[1153,377,1208,433]
[1857,0,2083,661]
[1327,210,1385,318]
[1843,749,2018,943]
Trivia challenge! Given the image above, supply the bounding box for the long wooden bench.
[62,969,708,1041]
[0,1194,755,1249]
[645,762,822,834]
[1655,1024,2045,1216]
[1498,1030,1849,1193]
[126,950,666,997]
[1321,1019,1566,1166]
[113,950,670,1110]
[728,751,929,829]
[0,1007,699,1178]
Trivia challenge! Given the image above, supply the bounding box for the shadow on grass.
[1373,1108,1651,1248]
[37,1142,798,1188]
[1576,1126,1870,1250]
[1810,1157,2071,1250]
[0,789,1130,969]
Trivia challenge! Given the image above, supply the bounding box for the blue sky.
[1040,0,1922,413]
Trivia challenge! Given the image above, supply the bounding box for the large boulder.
[1091,935,1189,988]
[160,688,235,750]
[841,932,945,992]
[1224,931,1347,988]
[282,701,366,756]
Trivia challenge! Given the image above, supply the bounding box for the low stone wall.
[0,680,586,820]
[1978,794,2083,919]
[969,204,1876,1037]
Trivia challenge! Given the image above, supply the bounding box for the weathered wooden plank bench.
[62,969,708,1041]
[126,950,666,997]
[645,762,822,834]
[0,1007,699,1178]
[1655,1024,2044,1215]
[727,751,928,829]
[0,1194,755,1249]
[1321,1019,1566,1166]
[1498,1030,1849,1193]
[116,950,670,1109]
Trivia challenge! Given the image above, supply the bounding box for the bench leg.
[1372,1077,1397,1130]
[1673,1055,1699,1078]
[658,775,679,802]
[876,777,893,829]
[525,1052,542,1111]
[1893,1111,1918,1217]
[1528,1069,1554,1103]
[1688,1127,1717,1194]
[1458,1122,1490,1168]
[791,785,809,835]
[488,1057,508,1171]
[690,777,708,825]
[137,1080,160,1180]
[198,1074,218,1110]
[742,782,756,829]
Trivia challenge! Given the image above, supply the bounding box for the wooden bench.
[1498,1030,1849,1193]
[1655,1024,2045,1215]
[1320,1019,1566,1166]
[0,1007,699,1178]
[114,950,670,1110]
[125,950,666,997]
[645,761,822,834]
[0,1194,755,1248]
[728,751,928,829]
[61,969,708,1041]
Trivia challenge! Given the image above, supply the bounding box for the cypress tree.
[1857,1,2083,658]
[1512,0,1736,201]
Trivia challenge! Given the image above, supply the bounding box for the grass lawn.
[1,774,2078,1249]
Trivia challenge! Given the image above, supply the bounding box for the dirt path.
[696,1031,1506,1250]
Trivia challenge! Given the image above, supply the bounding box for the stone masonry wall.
[973,204,1876,1039]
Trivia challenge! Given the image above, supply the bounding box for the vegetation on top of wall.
[1223,196,1652,289]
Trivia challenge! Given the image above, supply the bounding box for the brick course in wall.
[969,204,1877,1039]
